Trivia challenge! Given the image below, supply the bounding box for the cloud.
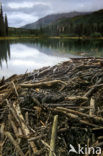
[7,12,38,27]
[2,0,103,27]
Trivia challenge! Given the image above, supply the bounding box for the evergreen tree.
[0,2,8,36]
[5,14,8,35]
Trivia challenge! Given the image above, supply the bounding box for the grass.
[0,36,40,40]
[0,36,103,40]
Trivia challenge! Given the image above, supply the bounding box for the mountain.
[42,9,103,36]
[22,12,90,29]
[56,9,103,26]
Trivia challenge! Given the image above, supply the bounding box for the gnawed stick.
[49,115,58,156]
[89,98,95,116]
[54,109,98,127]
[4,131,24,156]
[8,114,22,143]
[13,101,38,154]
[55,107,103,124]
[20,80,67,88]
[84,78,103,97]
[65,96,88,101]
[12,81,19,97]
[6,100,22,127]
[0,124,5,156]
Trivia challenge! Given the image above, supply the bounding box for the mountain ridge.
[22,11,91,29]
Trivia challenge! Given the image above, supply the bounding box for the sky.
[1,0,103,27]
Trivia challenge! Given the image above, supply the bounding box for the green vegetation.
[1,5,103,38]
[0,3,8,36]
[43,10,103,37]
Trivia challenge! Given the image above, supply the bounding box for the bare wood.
[55,107,103,124]
[49,115,58,156]
[38,66,50,77]
[4,131,24,156]
[13,102,38,154]
[28,134,47,142]
[54,109,98,127]
[0,123,5,156]
[12,81,19,97]
[20,80,67,88]
[84,78,103,97]
[8,114,21,143]
[6,100,22,126]
[65,96,88,101]
[89,98,95,116]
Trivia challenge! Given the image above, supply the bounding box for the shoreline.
[0,36,103,40]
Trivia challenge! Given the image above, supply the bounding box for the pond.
[0,38,103,78]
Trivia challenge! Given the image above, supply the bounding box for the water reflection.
[0,38,103,78]
[0,40,10,67]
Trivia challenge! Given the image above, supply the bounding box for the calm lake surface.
[0,38,103,78]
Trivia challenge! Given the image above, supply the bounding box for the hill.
[22,12,90,29]
[43,9,103,36]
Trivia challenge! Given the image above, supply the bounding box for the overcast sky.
[1,0,103,27]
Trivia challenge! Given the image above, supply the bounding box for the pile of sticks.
[1,58,103,156]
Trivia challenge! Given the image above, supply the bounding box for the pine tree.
[0,2,8,36]
[5,14,8,35]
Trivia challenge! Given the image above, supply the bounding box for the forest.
[0,1,103,38]
[10,9,103,38]
[0,3,8,36]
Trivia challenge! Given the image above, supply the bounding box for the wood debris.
[0,58,103,155]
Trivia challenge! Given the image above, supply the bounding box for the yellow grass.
[0,36,40,40]
[0,36,103,40]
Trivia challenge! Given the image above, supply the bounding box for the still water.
[0,38,103,78]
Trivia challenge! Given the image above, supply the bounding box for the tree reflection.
[0,40,10,67]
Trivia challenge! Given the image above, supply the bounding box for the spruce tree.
[5,14,8,35]
[0,2,7,36]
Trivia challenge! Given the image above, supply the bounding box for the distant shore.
[0,36,103,40]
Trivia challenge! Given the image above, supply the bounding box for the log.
[49,115,58,156]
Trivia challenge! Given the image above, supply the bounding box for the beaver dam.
[1,58,103,156]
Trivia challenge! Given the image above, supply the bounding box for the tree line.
[0,3,8,36]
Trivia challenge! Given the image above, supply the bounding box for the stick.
[12,81,19,97]
[84,78,103,97]
[4,131,24,156]
[65,96,88,101]
[13,102,38,154]
[0,124,5,156]
[20,80,67,88]
[89,98,95,116]
[49,115,58,156]
[55,107,103,124]
[54,109,98,127]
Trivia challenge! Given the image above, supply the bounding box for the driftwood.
[54,107,103,125]
[4,131,24,156]
[20,80,67,88]
[89,98,95,116]
[65,96,88,101]
[54,108,98,127]
[49,115,58,156]
[1,58,103,155]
